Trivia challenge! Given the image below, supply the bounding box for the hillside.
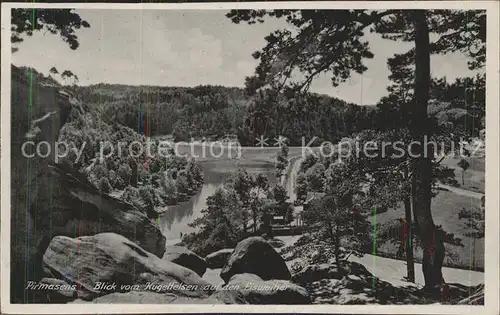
[72,83,376,146]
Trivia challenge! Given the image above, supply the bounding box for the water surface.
[159,159,277,240]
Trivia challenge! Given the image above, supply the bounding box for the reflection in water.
[159,159,276,240]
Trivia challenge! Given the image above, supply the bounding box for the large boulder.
[205,248,233,269]
[43,233,211,301]
[33,278,78,303]
[10,66,165,303]
[212,273,311,304]
[294,261,420,305]
[220,237,291,283]
[162,246,207,277]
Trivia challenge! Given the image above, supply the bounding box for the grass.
[440,155,485,193]
[369,190,484,269]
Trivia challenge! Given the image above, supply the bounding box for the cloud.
[11,9,481,104]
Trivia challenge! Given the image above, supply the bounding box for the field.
[370,190,484,269]
[440,150,485,193]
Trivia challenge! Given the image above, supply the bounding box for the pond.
[158,158,278,240]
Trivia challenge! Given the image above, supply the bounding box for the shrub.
[108,170,118,188]
[161,171,178,202]
[149,155,166,174]
[117,164,132,184]
[176,170,189,193]
[92,162,109,180]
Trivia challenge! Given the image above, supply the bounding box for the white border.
[1,1,499,314]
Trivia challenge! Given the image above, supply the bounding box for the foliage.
[184,186,244,256]
[275,143,289,178]
[11,8,90,52]
[458,196,485,239]
[457,158,470,172]
[184,168,294,255]
[302,161,372,267]
[56,84,205,218]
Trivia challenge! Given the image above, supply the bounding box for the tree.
[275,143,289,179]
[249,173,270,232]
[61,70,74,85]
[227,168,254,231]
[185,186,244,255]
[458,196,485,268]
[303,193,369,270]
[11,9,90,53]
[227,8,485,291]
[269,185,294,224]
[457,158,470,185]
[49,66,59,75]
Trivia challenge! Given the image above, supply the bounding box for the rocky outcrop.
[11,65,71,302]
[220,237,291,283]
[212,273,311,304]
[205,248,233,269]
[27,278,79,303]
[162,246,207,277]
[293,261,423,305]
[41,163,166,257]
[43,233,211,301]
[10,66,165,303]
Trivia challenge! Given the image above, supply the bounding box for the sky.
[12,9,479,105]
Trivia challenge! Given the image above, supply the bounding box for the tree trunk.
[404,167,416,282]
[462,171,465,185]
[411,10,445,291]
[334,225,341,270]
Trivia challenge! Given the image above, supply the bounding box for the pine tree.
[227,8,485,290]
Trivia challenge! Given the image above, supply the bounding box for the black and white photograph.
[1,1,499,314]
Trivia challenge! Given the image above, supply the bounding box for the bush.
[176,170,189,193]
[161,171,178,203]
[149,155,166,174]
[108,170,118,188]
[117,164,132,184]
[121,186,142,208]
[92,162,109,180]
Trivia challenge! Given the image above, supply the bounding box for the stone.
[43,233,212,301]
[10,66,165,302]
[212,273,311,304]
[163,246,207,277]
[220,237,291,283]
[205,248,233,269]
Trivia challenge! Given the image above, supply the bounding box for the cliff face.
[9,65,166,303]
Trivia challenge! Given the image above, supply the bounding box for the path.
[286,156,304,203]
[437,183,484,199]
[349,253,484,288]
[275,235,484,288]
